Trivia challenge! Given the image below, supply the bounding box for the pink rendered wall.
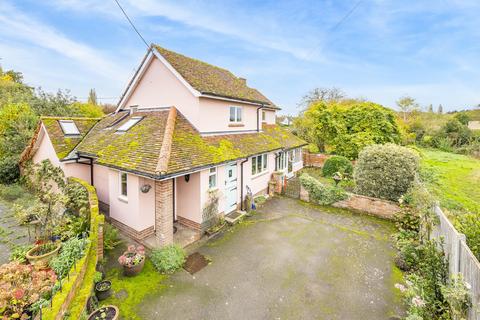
[107,170,155,232]
[32,125,90,183]
[262,110,276,125]
[93,164,110,205]
[197,98,263,133]
[175,172,202,223]
[124,58,200,128]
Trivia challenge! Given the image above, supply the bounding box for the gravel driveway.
[140,197,404,319]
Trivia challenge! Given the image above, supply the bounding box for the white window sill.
[208,187,219,192]
[118,195,128,203]
[251,170,269,180]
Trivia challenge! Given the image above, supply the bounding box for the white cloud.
[0,1,127,81]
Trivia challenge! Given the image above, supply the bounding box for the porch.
[142,221,202,249]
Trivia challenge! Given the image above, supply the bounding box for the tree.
[427,104,433,113]
[298,87,346,110]
[438,104,443,114]
[0,103,38,156]
[296,100,401,159]
[396,96,419,122]
[88,88,98,105]
[70,102,104,118]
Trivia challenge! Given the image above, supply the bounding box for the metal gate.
[283,176,300,199]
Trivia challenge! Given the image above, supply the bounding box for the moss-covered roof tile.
[154,45,277,108]
[41,117,99,159]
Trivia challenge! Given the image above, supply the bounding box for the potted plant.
[95,280,112,301]
[87,305,119,320]
[26,241,61,269]
[118,245,145,276]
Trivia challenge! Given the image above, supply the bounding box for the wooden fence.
[432,205,480,320]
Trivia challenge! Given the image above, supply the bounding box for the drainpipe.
[274,152,280,171]
[256,105,264,132]
[240,158,248,210]
[90,158,94,186]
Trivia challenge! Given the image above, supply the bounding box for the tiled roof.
[40,108,307,178]
[76,110,169,175]
[41,117,99,159]
[154,45,277,108]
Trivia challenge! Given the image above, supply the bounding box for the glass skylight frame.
[58,120,80,136]
[116,116,143,132]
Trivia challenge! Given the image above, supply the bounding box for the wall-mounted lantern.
[140,184,152,193]
[185,174,190,183]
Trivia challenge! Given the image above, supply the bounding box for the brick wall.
[155,179,174,246]
[302,150,330,168]
[332,194,401,219]
[108,217,154,241]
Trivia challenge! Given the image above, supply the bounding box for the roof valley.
[155,107,177,175]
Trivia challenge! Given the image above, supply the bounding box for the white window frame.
[229,106,242,123]
[59,120,80,135]
[251,153,268,176]
[277,152,287,170]
[208,167,217,189]
[119,172,128,201]
[294,148,302,163]
[116,116,143,132]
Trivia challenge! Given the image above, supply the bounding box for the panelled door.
[225,163,238,213]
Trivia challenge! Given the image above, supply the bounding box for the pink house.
[22,45,306,248]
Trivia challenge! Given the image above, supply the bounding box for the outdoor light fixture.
[185,174,190,182]
[140,184,151,193]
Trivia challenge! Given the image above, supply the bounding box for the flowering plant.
[441,274,472,320]
[0,262,56,318]
[118,245,145,267]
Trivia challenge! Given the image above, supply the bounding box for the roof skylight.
[116,116,143,132]
[59,120,80,135]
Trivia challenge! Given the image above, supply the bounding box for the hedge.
[41,178,104,320]
[299,173,348,205]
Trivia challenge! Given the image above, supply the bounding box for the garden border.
[39,177,104,320]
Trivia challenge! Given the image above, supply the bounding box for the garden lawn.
[420,148,480,214]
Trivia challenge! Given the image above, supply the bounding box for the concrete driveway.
[139,197,403,320]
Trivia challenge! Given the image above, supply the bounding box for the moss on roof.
[41,117,99,159]
[154,45,277,107]
[76,111,169,174]
[73,109,306,178]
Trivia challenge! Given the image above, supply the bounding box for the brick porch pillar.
[155,179,174,247]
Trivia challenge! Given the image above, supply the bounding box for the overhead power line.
[330,0,363,31]
[112,0,150,48]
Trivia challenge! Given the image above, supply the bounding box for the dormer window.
[229,106,242,123]
[116,116,143,132]
[59,120,80,136]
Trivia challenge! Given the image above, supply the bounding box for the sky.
[0,0,479,115]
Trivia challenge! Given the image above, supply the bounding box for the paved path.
[142,197,404,319]
[0,202,29,264]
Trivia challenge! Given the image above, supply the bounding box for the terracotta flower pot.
[87,305,119,320]
[26,242,61,269]
[122,257,145,277]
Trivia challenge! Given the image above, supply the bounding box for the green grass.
[420,148,480,214]
[102,259,167,320]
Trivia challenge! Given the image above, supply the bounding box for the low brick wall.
[108,217,154,241]
[332,193,401,219]
[302,151,330,168]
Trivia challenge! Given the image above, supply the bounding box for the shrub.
[0,262,57,318]
[9,244,34,263]
[354,143,420,201]
[299,173,348,205]
[0,156,20,184]
[150,244,186,274]
[455,212,480,259]
[50,237,89,278]
[322,155,353,177]
[0,183,24,201]
[103,223,122,251]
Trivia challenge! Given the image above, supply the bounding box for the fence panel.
[432,205,480,320]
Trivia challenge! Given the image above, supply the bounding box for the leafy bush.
[299,173,348,205]
[322,155,353,177]
[150,244,186,274]
[9,244,34,263]
[103,223,122,251]
[441,274,472,320]
[50,237,89,278]
[0,156,20,184]
[0,183,24,201]
[0,262,56,319]
[455,212,480,259]
[354,143,420,201]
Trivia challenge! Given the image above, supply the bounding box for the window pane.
[59,120,80,135]
[252,156,257,175]
[257,156,262,173]
[263,154,267,170]
[117,116,142,132]
[121,173,127,196]
[262,111,266,121]
[236,107,242,122]
[230,107,236,122]
[209,175,216,188]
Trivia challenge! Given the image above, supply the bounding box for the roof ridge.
[40,116,103,121]
[155,107,177,175]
